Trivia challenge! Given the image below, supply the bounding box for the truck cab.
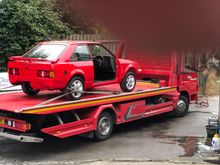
[120,47,198,108]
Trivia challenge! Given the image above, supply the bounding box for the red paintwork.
[41,118,94,138]
[0,116,31,132]
[41,89,179,138]
[0,83,157,113]
[123,49,198,102]
[8,41,138,91]
[0,83,179,139]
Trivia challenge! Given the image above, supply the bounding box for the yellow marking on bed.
[23,88,176,114]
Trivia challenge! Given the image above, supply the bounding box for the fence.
[61,34,119,53]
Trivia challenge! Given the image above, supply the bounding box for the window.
[71,45,91,62]
[183,51,196,71]
[88,44,113,58]
[23,44,66,61]
[185,51,193,67]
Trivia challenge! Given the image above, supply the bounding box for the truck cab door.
[178,51,198,101]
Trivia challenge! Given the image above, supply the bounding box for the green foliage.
[0,0,71,71]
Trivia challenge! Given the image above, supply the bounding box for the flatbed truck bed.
[0,82,179,143]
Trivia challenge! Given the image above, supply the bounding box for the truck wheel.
[120,72,136,92]
[65,76,84,100]
[172,95,189,117]
[22,82,40,96]
[94,111,113,141]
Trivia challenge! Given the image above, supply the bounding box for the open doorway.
[88,44,116,81]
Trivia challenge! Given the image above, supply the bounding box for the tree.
[57,0,106,34]
[0,0,70,71]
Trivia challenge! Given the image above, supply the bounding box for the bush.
[0,0,71,71]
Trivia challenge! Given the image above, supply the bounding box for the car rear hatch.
[8,44,67,81]
[8,57,56,81]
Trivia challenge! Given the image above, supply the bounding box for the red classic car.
[8,41,139,99]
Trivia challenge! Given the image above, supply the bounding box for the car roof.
[40,40,100,45]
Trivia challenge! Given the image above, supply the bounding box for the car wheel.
[94,111,113,141]
[65,76,84,100]
[120,71,136,92]
[22,82,40,96]
[172,95,189,117]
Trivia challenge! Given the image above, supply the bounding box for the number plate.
[0,119,4,125]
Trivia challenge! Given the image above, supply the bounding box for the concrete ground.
[0,73,220,164]
[0,72,21,91]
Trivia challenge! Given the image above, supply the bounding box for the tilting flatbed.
[0,82,179,142]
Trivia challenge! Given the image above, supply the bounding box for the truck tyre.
[172,95,189,117]
[120,71,136,92]
[94,111,113,141]
[65,76,84,100]
[22,82,40,96]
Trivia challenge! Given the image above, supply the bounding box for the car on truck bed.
[8,41,139,99]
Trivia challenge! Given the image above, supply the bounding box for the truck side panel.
[124,48,198,102]
[125,49,172,79]
[40,90,179,139]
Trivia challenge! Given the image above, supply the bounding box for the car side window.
[71,45,91,62]
[88,44,113,58]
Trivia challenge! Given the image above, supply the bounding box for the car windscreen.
[23,44,66,61]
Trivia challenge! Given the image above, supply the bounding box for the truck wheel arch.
[93,105,118,128]
[103,108,117,124]
[180,91,190,102]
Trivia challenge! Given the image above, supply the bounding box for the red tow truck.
[0,46,198,143]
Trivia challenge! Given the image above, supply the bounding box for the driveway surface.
[0,93,219,164]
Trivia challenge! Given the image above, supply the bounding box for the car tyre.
[94,111,113,141]
[65,76,84,100]
[172,95,189,117]
[120,71,136,92]
[22,82,40,96]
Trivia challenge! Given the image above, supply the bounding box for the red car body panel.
[8,41,138,91]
